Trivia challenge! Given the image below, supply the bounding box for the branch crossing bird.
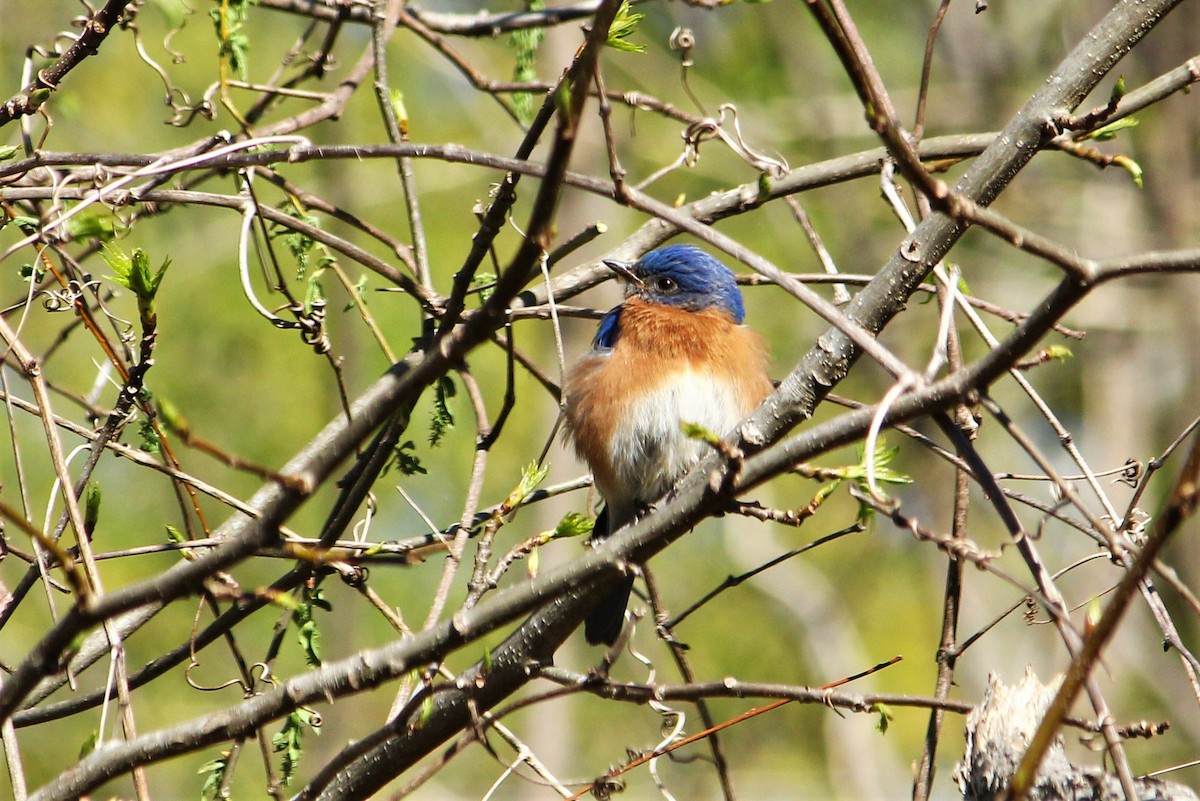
[563,244,773,645]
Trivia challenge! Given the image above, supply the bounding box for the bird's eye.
[653,276,678,293]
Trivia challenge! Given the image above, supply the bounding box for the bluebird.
[563,244,773,645]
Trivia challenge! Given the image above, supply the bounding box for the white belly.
[606,368,746,510]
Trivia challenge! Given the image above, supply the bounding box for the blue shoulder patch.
[593,306,622,350]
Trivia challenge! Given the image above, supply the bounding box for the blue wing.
[592,305,623,350]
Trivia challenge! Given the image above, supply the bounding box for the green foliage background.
[1,1,1199,798]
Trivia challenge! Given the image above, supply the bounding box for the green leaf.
[389,89,408,129]
[1109,75,1126,104]
[27,88,52,111]
[553,81,572,116]
[507,462,549,510]
[298,620,320,666]
[342,275,368,313]
[1085,596,1103,633]
[198,751,231,801]
[1043,345,1073,362]
[552,511,595,539]
[138,419,163,455]
[271,209,319,278]
[17,262,46,283]
[852,440,912,489]
[429,375,456,446]
[273,708,320,787]
[1084,116,1138,142]
[0,144,18,162]
[811,480,841,507]
[471,271,496,304]
[305,272,326,315]
[165,525,186,544]
[1113,154,1143,188]
[681,421,721,445]
[66,212,120,242]
[387,440,427,476]
[157,395,189,435]
[210,0,257,81]
[5,216,40,235]
[79,730,99,758]
[873,702,894,734]
[137,419,162,455]
[103,245,170,302]
[419,695,435,727]
[510,0,545,125]
[293,585,331,667]
[84,483,101,533]
[606,1,646,53]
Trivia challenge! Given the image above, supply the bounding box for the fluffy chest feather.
[564,301,772,518]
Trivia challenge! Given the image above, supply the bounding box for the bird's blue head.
[605,245,746,323]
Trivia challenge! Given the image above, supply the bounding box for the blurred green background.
[2,1,1199,798]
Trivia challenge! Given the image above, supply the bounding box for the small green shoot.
[210,0,254,80]
[18,262,46,283]
[271,208,319,278]
[1109,75,1126,104]
[510,0,545,125]
[66,212,120,242]
[681,421,721,446]
[386,440,427,476]
[551,511,594,539]
[156,396,190,436]
[1043,345,1073,362]
[1113,154,1143,188]
[5,216,40,235]
[389,88,409,136]
[606,1,646,53]
[103,245,170,308]
[293,586,332,667]
[1083,116,1138,142]
[273,708,321,787]
[84,483,101,533]
[198,751,231,801]
[138,419,163,455]
[429,375,456,446]
[471,271,497,304]
[305,272,326,315]
[873,702,894,734]
[342,274,369,313]
[504,462,549,514]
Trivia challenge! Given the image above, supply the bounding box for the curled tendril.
[1118,458,1143,487]
[639,103,790,190]
[668,27,695,68]
[277,297,331,354]
[185,660,249,694]
[185,661,276,696]
[682,104,790,178]
[39,277,101,311]
[249,662,276,688]
[592,776,625,801]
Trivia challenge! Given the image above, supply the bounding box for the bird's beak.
[602,258,645,289]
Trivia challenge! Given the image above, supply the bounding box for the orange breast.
[563,300,772,516]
